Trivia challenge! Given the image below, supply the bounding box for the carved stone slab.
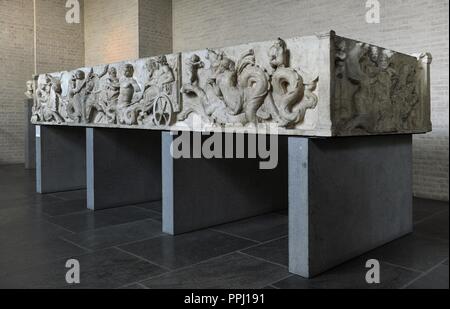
[333,35,432,135]
[31,31,432,137]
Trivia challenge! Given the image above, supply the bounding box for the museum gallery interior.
[0,0,448,290]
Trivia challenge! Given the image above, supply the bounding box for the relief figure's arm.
[98,65,109,79]
[132,79,141,92]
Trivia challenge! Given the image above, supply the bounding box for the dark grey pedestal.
[36,125,87,194]
[24,99,35,169]
[162,132,288,235]
[86,128,162,210]
[289,135,413,278]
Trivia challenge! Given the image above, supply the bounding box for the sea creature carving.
[30,33,430,137]
[181,38,318,129]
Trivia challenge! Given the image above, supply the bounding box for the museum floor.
[0,164,448,289]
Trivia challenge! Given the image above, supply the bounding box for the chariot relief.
[32,54,180,128]
[30,31,432,137]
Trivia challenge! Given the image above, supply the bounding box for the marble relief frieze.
[31,31,432,137]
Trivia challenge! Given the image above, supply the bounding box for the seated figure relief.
[137,56,177,126]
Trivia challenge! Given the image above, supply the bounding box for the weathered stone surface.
[31,31,432,137]
[333,35,432,136]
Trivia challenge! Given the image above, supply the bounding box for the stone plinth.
[24,99,36,169]
[289,135,413,278]
[86,128,162,210]
[162,132,288,235]
[36,125,86,193]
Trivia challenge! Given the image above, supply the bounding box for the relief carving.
[181,38,318,129]
[138,56,177,127]
[30,32,431,137]
[334,37,427,135]
[34,74,65,124]
[32,55,179,128]
[95,66,120,124]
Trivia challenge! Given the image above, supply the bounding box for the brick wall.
[84,0,139,66]
[0,0,34,164]
[139,0,172,57]
[173,0,449,201]
[0,0,84,164]
[35,0,85,74]
[84,0,172,65]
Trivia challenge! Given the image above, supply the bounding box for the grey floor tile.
[213,213,288,242]
[273,259,420,289]
[0,181,36,199]
[0,216,72,246]
[406,265,449,289]
[363,234,449,272]
[0,237,88,276]
[413,198,448,223]
[120,230,256,270]
[0,206,48,225]
[49,190,87,201]
[120,283,147,289]
[0,248,166,289]
[63,219,163,250]
[134,201,162,214]
[141,253,289,289]
[0,193,62,210]
[37,199,88,217]
[415,211,449,241]
[46,206,159,233]
[414,209,433,224]
[242,237,288,267]
[443,260,449,266]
